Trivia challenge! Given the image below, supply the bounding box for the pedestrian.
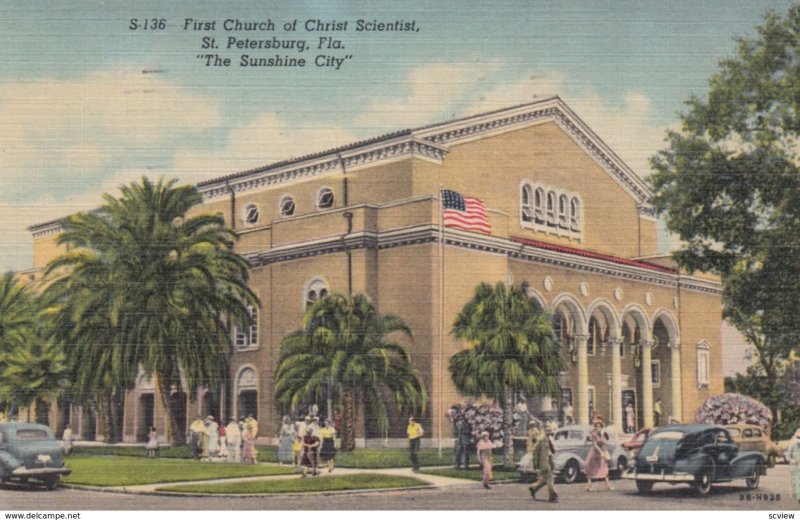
[189,416,206,460]
[205,416,219,459]
[515,398,530,437]
[244,414,259,439]
[653,398,662,426]
[292,433,303,466]
[476,431,494,489]
[584,419,613,491]
[242,424,257,464]
[407,416,424,472]
[277,416,295,465]
[528,425,558,502]
[62,424,73,455]
[787,427,800,505]
[226,417,242,463]
[146,426,158,459]
[300,425,320,477]
[453,416,471,469]
[562,401,573,426]
[218,421,228,460]
[318,419,337,473]
[625,402,635,433]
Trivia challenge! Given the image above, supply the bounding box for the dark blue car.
[0,423,71,489]
[623,424,766,495]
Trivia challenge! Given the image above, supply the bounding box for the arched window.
[570,197,581,231]
[534,188,545,223]
[588,316,606,356]
[558,194,569,228]
[279,195,295,217]
[305,278,330,309]
[234,305,259,349]
[317,187,334,210]
[235,366,258,421]
[546,191,556,226]
[243,204,259,226]
[521,184,533,222]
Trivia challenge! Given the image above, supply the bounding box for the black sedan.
[623,424,766,495]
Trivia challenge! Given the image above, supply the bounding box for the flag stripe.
[441,190,492,234]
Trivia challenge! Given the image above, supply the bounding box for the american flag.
[441,190,491,234]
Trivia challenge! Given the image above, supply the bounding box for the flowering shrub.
[447,403,520,443]
[694,393,773,431]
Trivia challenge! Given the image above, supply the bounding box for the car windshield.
[15,429,49,440]
[650,431,684,441]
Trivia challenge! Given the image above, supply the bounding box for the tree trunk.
[501,388,514,469]
[340,389,356,452]
[158,377,186,445]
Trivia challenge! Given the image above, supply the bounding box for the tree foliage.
[275,293,427,451]
[649,6,800,389]
[44,177,258,442]
[449,282,564,468]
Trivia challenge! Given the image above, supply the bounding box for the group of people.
[277,415,338,477]
[188,414,259,464]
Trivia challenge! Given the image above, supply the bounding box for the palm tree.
[275,293,427,451]
[44,177,258,443]
[450,282,564,468]
[1,340,67,422]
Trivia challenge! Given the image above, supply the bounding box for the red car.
[622,428,652,457]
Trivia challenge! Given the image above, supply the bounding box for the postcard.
[1,1,798,518]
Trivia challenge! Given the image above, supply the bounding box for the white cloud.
[0,69,219,200]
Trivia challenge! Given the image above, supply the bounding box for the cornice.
[199,137,449,201]
[29,221,64,239]
[243,225,721,296]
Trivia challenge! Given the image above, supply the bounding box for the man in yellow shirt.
[407,416,424,472]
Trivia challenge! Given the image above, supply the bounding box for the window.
[534,188,545,223]
[317,188,334,210]
[570,197,581,231]
[697,342,710,387]
[279,195,295,217]
[558,194,568,228]
[305,278,330,308]
[588,317,605,356]
[243,204,259,225]
[651,360,661,387]
[235,306,259,349]
[521,184,533,222]
[546,191,556,226]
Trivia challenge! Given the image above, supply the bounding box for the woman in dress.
[301,428,320,477]
[242,424,257,464]
[476,431,494,489]
[318,419,337,473]
[584,419,613,491]
[277,416,295,465]
[146,426,159,459]
[787,427,800,504]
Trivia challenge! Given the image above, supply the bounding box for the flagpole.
[437,185,444,458]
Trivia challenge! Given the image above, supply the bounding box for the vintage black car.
[0,422,71,489]
[623,424,766,495]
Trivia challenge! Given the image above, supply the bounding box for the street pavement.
[2,463,798,511]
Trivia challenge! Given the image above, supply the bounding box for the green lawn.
[62,456,296,486]
[158,473,429,494]
[421,465,520,481]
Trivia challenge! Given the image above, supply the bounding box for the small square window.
[244,204,259,225]
[280,196,295,217]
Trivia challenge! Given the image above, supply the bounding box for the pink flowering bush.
[447,403,519,443]
[694,393,773,431]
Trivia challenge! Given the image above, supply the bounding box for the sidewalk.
[67,463,481,496]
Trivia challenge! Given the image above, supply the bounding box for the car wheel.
[562,459,580,483]
[44,477,59,490]
[767,453,776,469]
[636,480,654,494]
[693,468,713,496]
[745,464,761,490]
[613,456,628,478]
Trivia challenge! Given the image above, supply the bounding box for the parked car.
[0,422,71,489]
[517,424,628,483]
[724,423,785,467]
[623,424,766,495]
[621,428,652,458]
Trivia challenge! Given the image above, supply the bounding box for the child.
[292,434,302,466]
[146,426,159,459]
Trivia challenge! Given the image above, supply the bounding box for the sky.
[0,0,796,271]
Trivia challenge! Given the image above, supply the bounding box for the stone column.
[670,343,683,423]
[575,334,590,425]
[609,338,623,431]
[641,340,654,429]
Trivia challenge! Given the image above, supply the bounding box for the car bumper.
[11,466,72,478]
[622,470,693,482]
